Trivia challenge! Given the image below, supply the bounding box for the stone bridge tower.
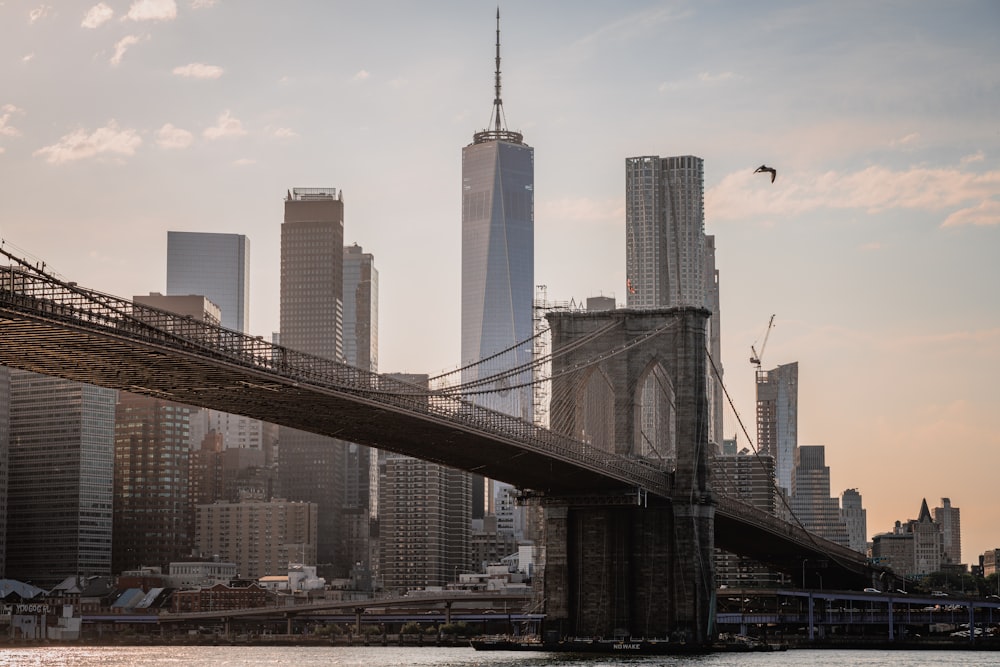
[539,307,715,644]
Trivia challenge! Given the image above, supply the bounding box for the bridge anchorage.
[0,252,879,646]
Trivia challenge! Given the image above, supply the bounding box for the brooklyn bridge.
[0,257,878,646]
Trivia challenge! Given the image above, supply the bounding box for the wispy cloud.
[889,131,920,149]
[538,197,623,228]
[82,3,113,28]
[22,53,35,64]
[125,0,177,22]
[706,164,1000,229]
[272,127,298,139]
[190,0,217,7]
[172,63,224,79]
[0,104,24,138]
[352,69,370,83]
[961,150,985,165]
[110,34,143,66]
[155,123,193,149]
[203,110,247,140]
[233,158,256,166]
[941,198,1000,228]
[33,120,141,164]
[29,5,53,24]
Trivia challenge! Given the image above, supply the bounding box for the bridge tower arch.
[540,307,715,645]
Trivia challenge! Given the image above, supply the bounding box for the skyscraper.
[166,231,250,333]
[6,372,115,586]
[840,488,868,555]
[461,11,534,423]
[933,497,962,566]
[756,361,798,494]
[462,12,534,520]
[790,445,849,547]
[279,187,346,577]
[624,155,723,447]
[113,393,193,572]
[342,243,379,571]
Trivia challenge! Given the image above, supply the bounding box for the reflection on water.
[0,646,994,667]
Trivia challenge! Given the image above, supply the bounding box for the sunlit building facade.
[756,361,798,494]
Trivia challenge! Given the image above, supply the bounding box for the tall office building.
[933,497,962,566]
[790,445,849,547]
[0,366,9,577]
[461,11,534,424]
[164,234,271,461]
[624,155,723,447]
[756,361,798,494]
[462,13,534,519]
[840,488,868,554]
[342,243,379,571]
[6,371,115,586]
[113,393,193,572]
[279,187,346,577]
[166,231,249,333]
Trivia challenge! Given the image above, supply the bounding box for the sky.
[1,1,999,564]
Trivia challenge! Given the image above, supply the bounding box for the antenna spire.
[493,7,502,133]
[474,7,523,145]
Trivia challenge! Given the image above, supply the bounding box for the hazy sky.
[2,1,998,564]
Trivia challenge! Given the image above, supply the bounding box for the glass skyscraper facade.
[756,361,799,494]
[6,371,115,586]
[461,139,534,421]
[166,231,250,333]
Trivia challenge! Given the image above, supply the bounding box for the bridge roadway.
[0,265,872,585]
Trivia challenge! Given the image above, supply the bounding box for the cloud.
[155,123,193,149]
[203,110,247,139]
[941,199,1000,228]
[706,164,1000,229]
[272,127,298,139]
[125,0,177,22]
[172,63,224,79]
[889,132,920,149]
[232,158,256,166]
[859,241,883,252]
[698,71,737,84]
[29,5,53,24]
[961,150,985,165]
[352,69,370,83]
[538,197,624,227]
[0,104,24,138]
[82,3,113,28]
[190,0,217,7]
[110,34,143,66]
[33,120,141,164]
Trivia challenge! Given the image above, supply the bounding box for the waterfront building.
[278,187,346,577]
[170,582,269,613]
[912,498,943,576]
[756,361,798,493]
[113,392,194,573]
[790,445,850,547]
[166,231,249,333]
[983,549,1000,577]
[194,497,318,580]
[933,497,962,567]
[6,371,115,586]
[840,488,869,554]
[624,155,723,449]
[166,561,237,589]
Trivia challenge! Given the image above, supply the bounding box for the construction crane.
[750,314,775,369]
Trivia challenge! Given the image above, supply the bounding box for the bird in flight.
[754,164,777,183]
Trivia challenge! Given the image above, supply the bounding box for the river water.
[0,646,993,667]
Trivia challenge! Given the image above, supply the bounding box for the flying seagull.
[754,164,777,183]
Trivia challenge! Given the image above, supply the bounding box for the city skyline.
[0,2,998,559]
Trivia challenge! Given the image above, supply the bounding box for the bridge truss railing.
[0,266,668,496]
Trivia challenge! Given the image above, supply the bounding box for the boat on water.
[470,634,786,655]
